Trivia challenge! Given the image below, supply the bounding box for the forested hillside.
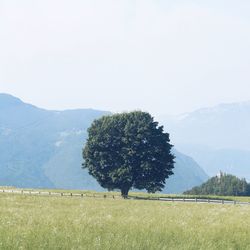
[184,173,250,196]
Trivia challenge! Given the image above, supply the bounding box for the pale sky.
[0,0,250,115]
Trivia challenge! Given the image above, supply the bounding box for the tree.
[184,173,250,196]
[82,111,175,197]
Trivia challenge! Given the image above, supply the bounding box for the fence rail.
[0,189,250,205]
[0,189,120,199]
[129,196,250,205]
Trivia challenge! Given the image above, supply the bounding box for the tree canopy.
[82,111,175,197]
[184,172,250,196]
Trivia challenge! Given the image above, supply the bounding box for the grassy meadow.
[0,192,250,249]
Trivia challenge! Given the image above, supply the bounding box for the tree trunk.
[121,187,129,199]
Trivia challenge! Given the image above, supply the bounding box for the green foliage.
[83,111,175,196]
[184,173,250,196]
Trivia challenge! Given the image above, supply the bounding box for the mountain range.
[160,101,250,180]
[0,93,208,193]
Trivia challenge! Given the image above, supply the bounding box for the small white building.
[216,170,224,180]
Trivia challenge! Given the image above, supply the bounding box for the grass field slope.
[0,191,250,249]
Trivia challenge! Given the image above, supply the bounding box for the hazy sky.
[1,0,250,115]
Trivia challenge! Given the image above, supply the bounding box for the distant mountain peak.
[191,100,250,115]
[169,100,250,123]
[0,93,23,108]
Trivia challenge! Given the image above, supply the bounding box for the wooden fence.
[0,189,250,205]
[0,189,120,199]
[130,196,250,205]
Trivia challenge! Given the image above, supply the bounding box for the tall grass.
[0,193,249,249]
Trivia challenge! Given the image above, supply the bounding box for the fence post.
[104,195,107,198]
[70,193,72,197]
[61,193,63,196]
[81,194,83,198]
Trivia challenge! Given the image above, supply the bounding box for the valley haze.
[0,93,208,193]
[1,93,250,192]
